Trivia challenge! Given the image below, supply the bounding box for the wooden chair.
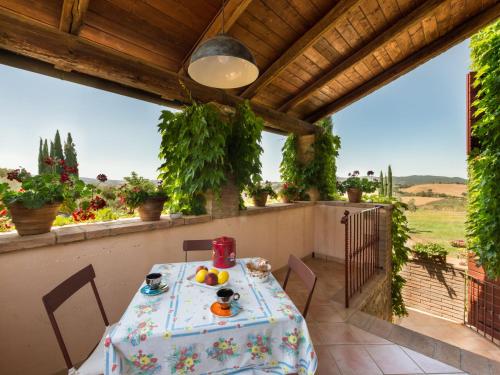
[183,239,213,262]
[282,255,317,318]
[42,264,113,374]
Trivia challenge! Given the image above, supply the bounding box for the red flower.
[60,173,70,183]
[104,337,111,348]
[192,353,198,359]
[43,157,55,166]
[151,358,157,363]
[140,334,146,341]
[89,196,107,210]
[6,169,20,182]
[97,173,108,183]
[59,159,65,166]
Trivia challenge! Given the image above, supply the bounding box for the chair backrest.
[182,239,213,262]
[282,255,317,318]
[42,264,109,369]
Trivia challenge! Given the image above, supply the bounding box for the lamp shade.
[188,35,259,89]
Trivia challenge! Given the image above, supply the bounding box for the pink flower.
[104,337,111,347]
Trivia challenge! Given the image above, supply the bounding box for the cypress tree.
[53,130,64,173]
[49,141,55,158]
[388,165,393,197]
[42,139,50,174]
[384,175,388,197]
[64,132,79,176]
[38,138,43,174]
[53,130,64,160]
[379,171,385,196]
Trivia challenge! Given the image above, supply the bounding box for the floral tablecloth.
[104,258,317,375]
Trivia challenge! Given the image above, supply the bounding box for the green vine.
[371,196,411,317]
[280,117,341,199]
[467,21,500,278]
[157,100,263,214]
[157,102,229,214]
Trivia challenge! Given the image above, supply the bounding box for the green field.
[406,208,466,256]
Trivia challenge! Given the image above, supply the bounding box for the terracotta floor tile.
[400,346,463,374]
[364,344,423,374]
[315,345,342,375]
[329,344,383,375]
[307,304,344,323]
[316,323,361,345]
[349,324,391,344]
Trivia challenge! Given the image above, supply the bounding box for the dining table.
[104,257,317,375]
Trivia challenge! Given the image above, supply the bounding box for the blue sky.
[0,40,470,180]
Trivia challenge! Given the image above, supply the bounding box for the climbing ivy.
[371,196,411,317]
[157,100,263,214]
[280,117,341,199]
[467,20,500,278]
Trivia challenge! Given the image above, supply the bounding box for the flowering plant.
[246,180,277,198]
[279,182,300,200]
[0,158,107,221]
[120,172,168,209]
[337,170,378,194]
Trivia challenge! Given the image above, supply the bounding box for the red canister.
[212,236,236,268]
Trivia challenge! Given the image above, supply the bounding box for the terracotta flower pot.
[8,202,60,236]
[252,193,268,207]
[138,197,166,221]
[347,188,362,203]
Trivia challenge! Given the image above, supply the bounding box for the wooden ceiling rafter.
[305,2,500,123]
[0,7,317,135]
[178,0,253,74]
[58,0,89,35]
[278,0,446,113]
[240,0,363,99]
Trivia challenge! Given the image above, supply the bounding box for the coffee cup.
[146,273,162,290]
[216,288,240,309]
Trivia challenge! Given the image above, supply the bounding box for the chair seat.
[68,324,115,375]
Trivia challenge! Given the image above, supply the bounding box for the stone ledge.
[0,203,315,254]
[318,200,394,210]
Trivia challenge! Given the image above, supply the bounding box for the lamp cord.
[222,0,225,34]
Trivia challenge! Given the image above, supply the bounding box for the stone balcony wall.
[0,201,392,375]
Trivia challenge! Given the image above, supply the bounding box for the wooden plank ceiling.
[0,0,498,134]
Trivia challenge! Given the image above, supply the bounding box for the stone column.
[204,174,240,219]
[296,134,321,201]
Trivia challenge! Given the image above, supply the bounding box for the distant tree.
[64,132,78,176]
[388,165,393,197]
[37,138,44,174]
[384,175,388,197]
[379,171,385,196]
[53,130,64,172]
[42,139,50,174]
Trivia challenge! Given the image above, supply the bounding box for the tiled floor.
[395,308,500,362]
[274,257,468,375]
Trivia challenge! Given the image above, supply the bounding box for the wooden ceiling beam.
[59,0,89,35]
[305,2,500,123]
[0,8,317,135]
[279,0,446,113]
[240,0,362,99]
[178,0,253,74]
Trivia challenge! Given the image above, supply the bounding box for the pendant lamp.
[188,1,259,89]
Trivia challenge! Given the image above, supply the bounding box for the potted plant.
[337,170,378,203]
[247,181,277,207]
[120,172,168,221]
[279,182,300,203]
[0,161,97,235]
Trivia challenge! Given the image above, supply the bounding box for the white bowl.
[248,263,272,283]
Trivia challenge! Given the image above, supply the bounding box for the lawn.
[406,209,466,256]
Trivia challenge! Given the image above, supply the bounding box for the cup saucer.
[140,283,168,296]
[210,301,241,317]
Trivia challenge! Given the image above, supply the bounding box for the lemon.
[218,271,229,284]
[195,269,208,283]
[208,268,219,275]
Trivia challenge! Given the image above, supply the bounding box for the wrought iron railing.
[341,206,381,308]
[466,275,500,344]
